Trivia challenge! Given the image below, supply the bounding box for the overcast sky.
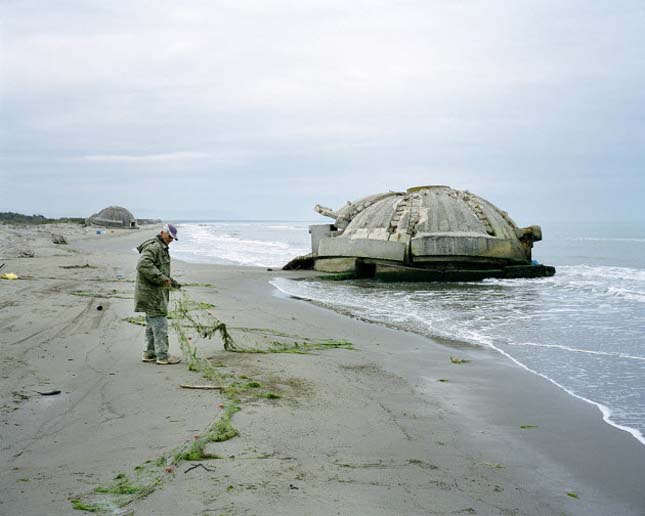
[1,1,644,225]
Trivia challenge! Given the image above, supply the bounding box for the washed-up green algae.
[71,290,132,299]
[72,292,352,513]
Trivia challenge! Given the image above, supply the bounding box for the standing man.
[135,223,182,365]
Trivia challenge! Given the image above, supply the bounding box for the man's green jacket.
[134,235,172,316]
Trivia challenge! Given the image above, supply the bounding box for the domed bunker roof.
[308,185,553,280]
[88,206,138,228]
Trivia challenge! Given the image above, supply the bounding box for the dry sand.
[1,223,644,516]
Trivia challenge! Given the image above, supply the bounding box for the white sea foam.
[507,342,645,361]
[171,223,310,268]
[606,286,645,303]
[558,264,645,282]
[569,237,645,243]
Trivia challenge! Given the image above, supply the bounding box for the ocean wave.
[568,237,645,243]
[265,224,308,231]
[191,232,293,250]
[172,223,309,267]
[507,342,645,361]
[606,286,645,303]
[558,264,645,282]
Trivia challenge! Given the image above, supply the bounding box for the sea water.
[172,220,645,444]
[170,221,311,267]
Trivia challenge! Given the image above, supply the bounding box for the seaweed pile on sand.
[70,293,352,514]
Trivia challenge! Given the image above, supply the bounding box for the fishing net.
[170,292,352,356]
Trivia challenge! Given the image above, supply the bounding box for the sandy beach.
[1,223,644,516]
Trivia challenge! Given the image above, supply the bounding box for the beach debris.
[519,425,538,430]
[450,356,470,364]
[33,389,61,396]
[1,272,19,280]
[183,463,216,474]
[50,233,68,244]
[179,384,223,390]
[96,305,103,311]
[18,249,34,258]
[70,499,101,513]
[298,185,555,281]
[282,253,315,271]
[288,483,299,490]
[12,390,30,401]
[567,492,579,499]
[72,289,130,299]
[407,459,439,470]
[0,263,5,271]
[480,462,505,469]
[60,263,96,269]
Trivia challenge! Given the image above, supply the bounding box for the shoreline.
[2,223,645,515]
[271,276,645,448]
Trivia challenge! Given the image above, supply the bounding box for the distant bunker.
[86,206,138,229]
[288,185,555,281]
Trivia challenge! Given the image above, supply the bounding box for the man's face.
[161,231,174,245]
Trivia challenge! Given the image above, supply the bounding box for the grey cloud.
[1,1,644,223]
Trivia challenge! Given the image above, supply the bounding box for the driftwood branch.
[179,384,223,390]
[184,463,217,474]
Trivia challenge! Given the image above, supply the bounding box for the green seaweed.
[231,339,353,354]
[520,425,538,430]
[480,462,505,469]
[245,381,262,389]
[71,289,131,299]
[179,440,219,461]
[123,316,146,326]
[178,404,240,461]
[182,282,216,288]
[94,474,144,495]
[567,492,579,499]
[230,326,306,339]
[450,356,470,364]
[71,498,100,512]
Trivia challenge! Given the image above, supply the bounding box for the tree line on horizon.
[0,212,85,224]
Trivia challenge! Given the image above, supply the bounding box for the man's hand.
[164,278,181,289]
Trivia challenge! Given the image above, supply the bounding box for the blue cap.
[162,223,178,240]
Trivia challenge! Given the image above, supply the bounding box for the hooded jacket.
[134,235,172,316]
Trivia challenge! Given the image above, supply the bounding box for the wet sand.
[1,224,644,515]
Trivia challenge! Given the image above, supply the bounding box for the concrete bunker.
[86,206,138,229]
[290,185,555,281]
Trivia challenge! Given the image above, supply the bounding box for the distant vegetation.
[0,212,85,225]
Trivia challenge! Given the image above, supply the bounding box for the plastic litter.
[1,273,18,280]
